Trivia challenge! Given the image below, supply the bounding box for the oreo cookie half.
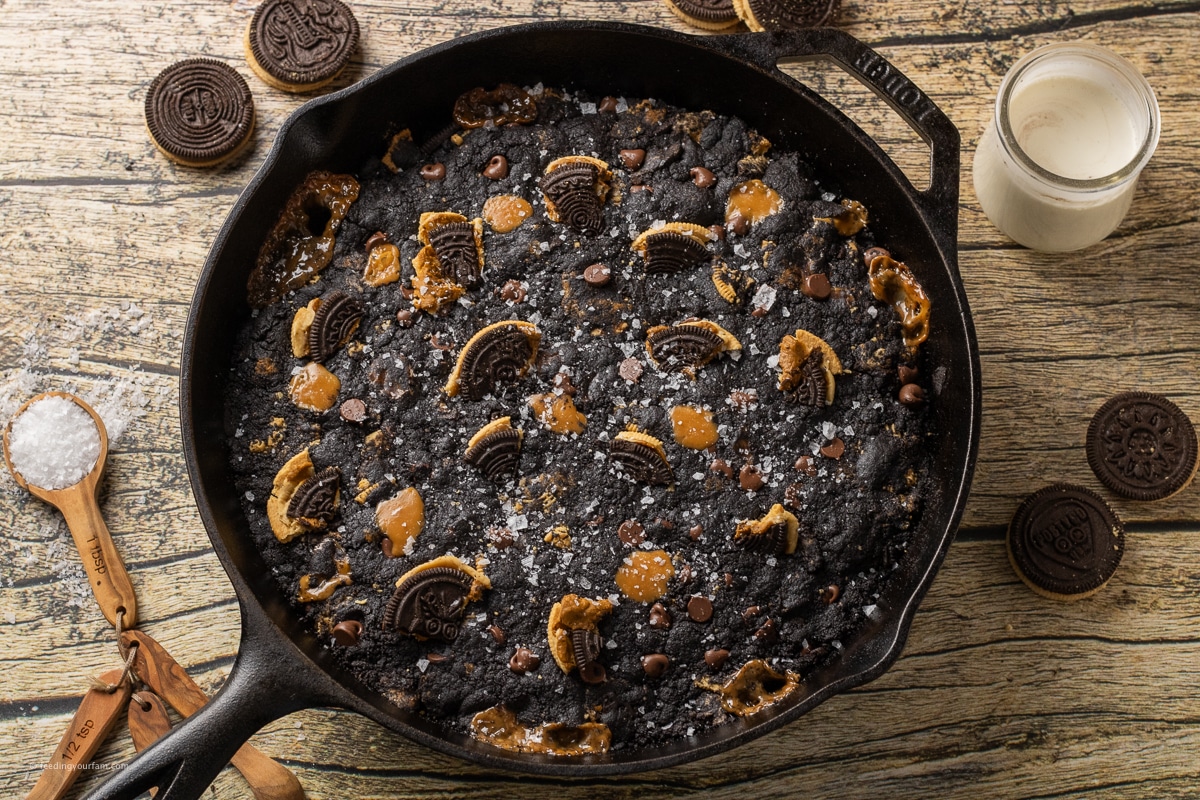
[1007,484,1125,601]
[663,0,740,31]
[144,59,255,167]
[1087,391,1199,501]
[245,0,359,93]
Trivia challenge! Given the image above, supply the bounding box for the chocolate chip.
[420,163,446,181]
[754,618,778,643]
[687,595,713,623]
[898,364,919,385]
[618,357,643,383]
[331,620,362,646]
[486,525,516,549]
[396,309,414,328]
[863,246,890,266]
[723,572,735,587]
[509,647,540,673]
[820,584,839,604]
[630,183,651,193]
[727,212,750,236]
[820,438,845,459]
[742,605,761,622]
[676,563,693,584]
[380,537,394,558]
[704,648,730,668]
[729,389,758,412]
[739,464,765,491]
[487,624,506,644]
[399,283,415,300]
[899,383,925,407]
[552,371,576,395]
[598,96,619,113]
[750,306,769,318]
[483,154,509,180]
[783,482,804,509]
[426,652,448,664]
[690,166,716,187]
[619,149,646,170]
[499,279,527,303]
[364,231,388,252]
[709,224,726,240]
[641,653,669,678]
[689,524,704,541]
[649,603,671,630]
[339,398,367,423]
[617,519,645,546]
[583,263,612,287]
[802,272,832,300]
[710,458,734,478]
[794,455,816,475]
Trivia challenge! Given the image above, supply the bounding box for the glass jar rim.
[995,42,1160,191]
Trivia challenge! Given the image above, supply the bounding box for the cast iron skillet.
[87,21,980,800]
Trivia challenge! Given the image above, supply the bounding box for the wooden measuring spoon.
[122,629,305,800]
[26,668,132,800]
[128,690,175,797]
[3,392,138,628]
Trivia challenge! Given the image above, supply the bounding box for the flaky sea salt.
[8,396,101,489]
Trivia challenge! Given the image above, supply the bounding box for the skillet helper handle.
[123,630,305,800]
[26,669,131,800]
[55,481,139,628]
[711,28,961,252]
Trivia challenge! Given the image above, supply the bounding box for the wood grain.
[2,0,1199,797]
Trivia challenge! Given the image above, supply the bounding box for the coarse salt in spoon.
[3,392,138,627]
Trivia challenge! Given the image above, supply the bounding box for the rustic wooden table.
[2,0,1198,797]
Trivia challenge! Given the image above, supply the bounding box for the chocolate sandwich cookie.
[733,0,840,31]
[1007,484,1125,601]
[1086,391,1199,501]
[244,0,359,93]
[663,0,740,31]
[144,59,255,167]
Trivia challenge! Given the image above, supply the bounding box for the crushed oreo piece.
[286,467,340,525]
[307,291,363,362]
[540,162,603,235]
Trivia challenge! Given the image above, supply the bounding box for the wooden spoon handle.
[122,630,306,800]
[58,482,138,628]
[127,691,175,797]
[26,669,131,800]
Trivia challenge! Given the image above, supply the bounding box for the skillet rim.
[180,19,982,776]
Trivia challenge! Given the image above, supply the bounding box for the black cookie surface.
[1086,391,1198,501]
[1007,484,1125,599]
[224,88,934,751]
[247,0,359,88]
[144,59,254,166]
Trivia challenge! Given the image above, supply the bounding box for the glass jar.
[972,42,1160,252]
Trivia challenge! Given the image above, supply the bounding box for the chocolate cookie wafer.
[1007,484,1125,601]
[144,59,255,168]
[733,0,840,31]
[663,0,740,30]
[1087,391,1199,501]
[244,0,359,93]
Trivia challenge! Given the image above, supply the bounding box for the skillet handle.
[708,28,961,254]
[81,620,319,800]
